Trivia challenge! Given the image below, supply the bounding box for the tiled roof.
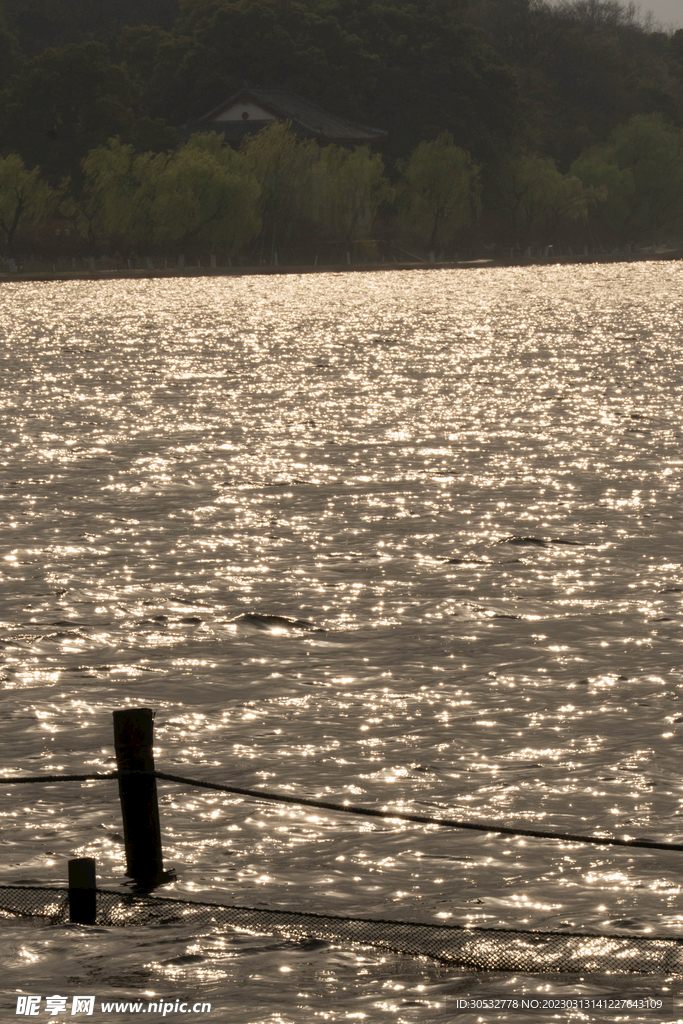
[179,87,387,143]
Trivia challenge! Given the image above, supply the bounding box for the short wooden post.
[68,858,96,925]
[113,708,169,887]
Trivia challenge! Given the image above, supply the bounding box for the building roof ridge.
[187,85,387,141]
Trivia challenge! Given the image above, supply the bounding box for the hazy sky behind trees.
[630,1,683,28]
[548,0,683,28]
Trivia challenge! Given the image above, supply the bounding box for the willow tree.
[61,136,137,246]
[315,145,394,242]
[0,155,56,249]
[240,122,320,257]
[398,132,480,251]
[499,154,591,248]
[572,115,683,244]
[63,133,261,253]
[570,150,633,244]
[140,133,261,251]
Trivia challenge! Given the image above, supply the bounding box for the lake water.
[1,263,682,1022]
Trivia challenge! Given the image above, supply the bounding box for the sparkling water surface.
[1,264,683,1021]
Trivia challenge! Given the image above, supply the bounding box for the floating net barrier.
[0,886,682,976]
[3,702,683,978]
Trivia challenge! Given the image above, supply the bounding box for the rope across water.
[1,769,681,853]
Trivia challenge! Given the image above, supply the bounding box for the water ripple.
[1,264,682,1007]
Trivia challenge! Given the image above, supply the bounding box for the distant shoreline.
[1,249,682,284]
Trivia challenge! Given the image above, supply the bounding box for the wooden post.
[68,858,96,925]
[113,708,169,888]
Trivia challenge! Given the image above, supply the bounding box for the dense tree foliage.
[0,0,177,55]
[316,144,394,243]
[0,41,177,187]
[572,113,683,243]
[398,133,480,251]
[240,123,320,254]
[0,154,57,245]
[493,153,593,249]
[467,0,683,169]
[61,133,261,251]
[3,0,683,255]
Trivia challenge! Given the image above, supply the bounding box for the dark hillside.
[4,0,683,256]
[3,0,683,170]
[465,0,683,167]
[0,0,177,54]
[118,0,519,165]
